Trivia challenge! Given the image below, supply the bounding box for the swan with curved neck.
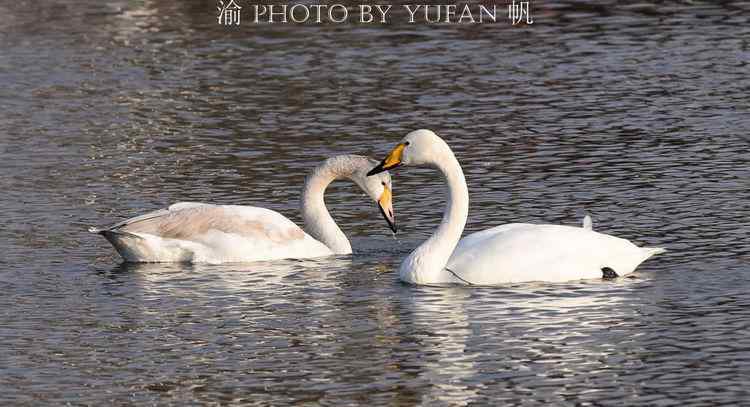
[93,155,395,263]
[368,129,664,285]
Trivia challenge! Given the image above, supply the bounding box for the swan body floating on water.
[91,155,395,263]
[368,129,664,285]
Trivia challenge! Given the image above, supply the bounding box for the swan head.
[367,129,449,175]
[353,159,396,233]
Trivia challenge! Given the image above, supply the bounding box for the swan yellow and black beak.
[367,143,406,176]
[378,185,397,233]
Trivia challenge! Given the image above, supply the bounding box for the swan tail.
[641,246,666,259]
[582,215,593,230]
[89,226,140,239]
[90,227,151,262]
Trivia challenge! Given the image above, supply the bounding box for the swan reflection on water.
[396,279,650,404]
[98,256,652,405]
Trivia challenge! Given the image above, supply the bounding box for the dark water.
[2,0,750,404]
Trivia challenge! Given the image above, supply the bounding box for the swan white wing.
[452,223,530,255]
[98,203,332,263]
[447,224,659,284]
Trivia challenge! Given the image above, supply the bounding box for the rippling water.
[2,0,750,404]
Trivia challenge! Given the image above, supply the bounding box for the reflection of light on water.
[101,257,357,359]
[402,281,647,404]
[112,1,161,43]
[112,256,354,295]
[406,287,479,406]
[484,282,649,403]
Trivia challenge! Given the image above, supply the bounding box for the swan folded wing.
[452,223,530,255]
[447,224,646,284]
[106,203,330,262]
[117,205,300,241]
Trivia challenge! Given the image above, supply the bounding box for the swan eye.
[404,141,410,146]
[381,181,386,186]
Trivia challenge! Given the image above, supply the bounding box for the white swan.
[367,129,664,285]
[91,155,395,263]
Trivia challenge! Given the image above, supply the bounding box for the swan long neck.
[401,149,469,284]
[300,156,366,254]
